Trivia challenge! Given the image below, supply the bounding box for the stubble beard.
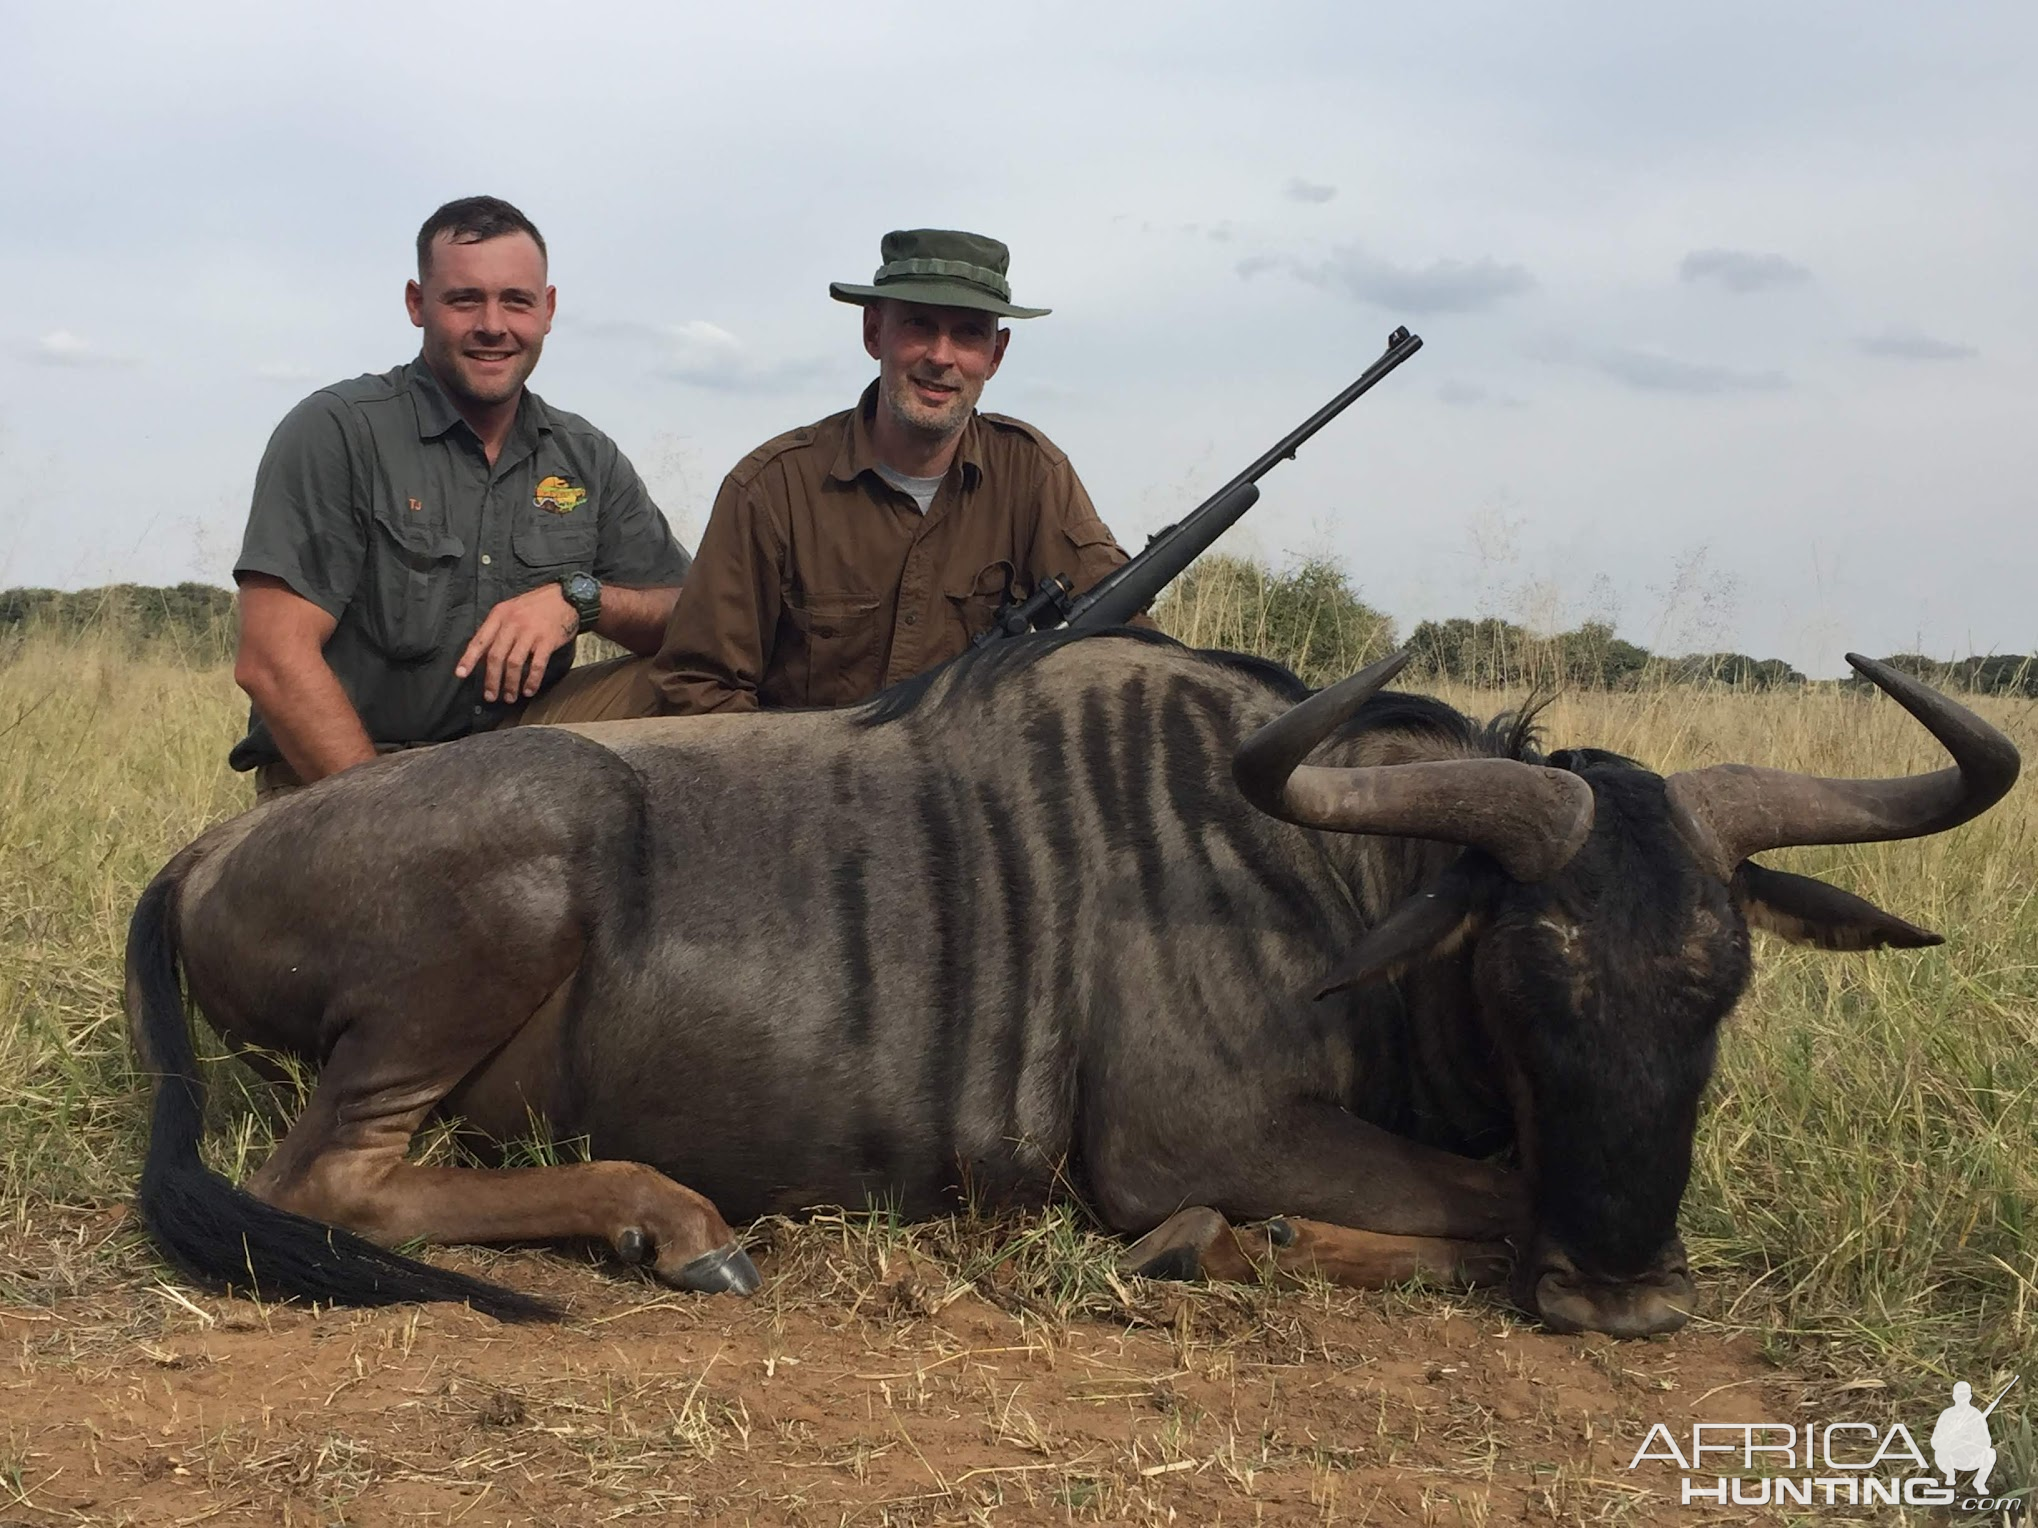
[880,364,982,444]
[429,336,542,411]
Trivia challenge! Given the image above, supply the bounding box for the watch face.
[565,573,597,601]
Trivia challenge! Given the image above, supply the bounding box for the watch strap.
[559,573,603,632]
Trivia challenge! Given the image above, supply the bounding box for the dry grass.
[1,619,2034,1522]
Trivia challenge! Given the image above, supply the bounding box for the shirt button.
[473,704,485,715]
[480,553,493,565]
[903,611,919,626]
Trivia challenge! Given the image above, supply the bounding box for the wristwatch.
[559,572,603,633]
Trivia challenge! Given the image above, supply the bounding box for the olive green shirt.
[230,360,689,770]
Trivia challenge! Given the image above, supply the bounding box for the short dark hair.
[415,196,547,278]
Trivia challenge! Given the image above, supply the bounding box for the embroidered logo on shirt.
[407,497,423,512]
[533,476,588,515]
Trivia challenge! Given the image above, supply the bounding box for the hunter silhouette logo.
[533,475,586,514]
[1934,1377,2016,1493]
[1627,1372,2025,1511]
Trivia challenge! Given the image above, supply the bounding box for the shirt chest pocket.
[944,559,1019,644]
[366,502,465,662]
[781,590,882,706]
[514,507,599,572]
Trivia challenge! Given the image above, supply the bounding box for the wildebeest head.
[1234,652,2019,1338]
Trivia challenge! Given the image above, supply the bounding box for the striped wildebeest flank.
[125,631,2018,1335]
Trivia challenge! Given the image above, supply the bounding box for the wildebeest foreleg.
[1119,1206,1509,1290]
[244,1030,754,1295]
[1094,1100,1522,1245]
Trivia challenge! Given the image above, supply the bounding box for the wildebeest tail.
[126,871,556,1322]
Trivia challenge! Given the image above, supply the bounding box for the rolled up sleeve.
[592,442,692,588]
[651,475,784,715]
[234,393,364,619]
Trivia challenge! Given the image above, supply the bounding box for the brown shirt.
[652,383,1140,713]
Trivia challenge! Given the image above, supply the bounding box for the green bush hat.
[829,229,1051,319]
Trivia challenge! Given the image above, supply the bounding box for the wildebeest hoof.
[1261,1217,1297,1248]
[1118,1206,1232,1281]
[616,1228,652,1265]
[674,1244,761,1296]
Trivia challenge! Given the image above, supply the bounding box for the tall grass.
[1,614,2033,1417]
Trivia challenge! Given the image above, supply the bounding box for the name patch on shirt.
[534,476,588,514]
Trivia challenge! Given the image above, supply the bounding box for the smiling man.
[230,195,690,797]
[649,228,1140,714]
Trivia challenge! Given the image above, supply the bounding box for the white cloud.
[1679,249,1813,293]
[1856,327,1978,361]
[1254,247,1536,314]
[1533,336,1790,395]
[1591,347,1790,395]
[1284,177,1337,204]
[1438,379,1524,408]
[27,329,138,367]
[575,316,833,394]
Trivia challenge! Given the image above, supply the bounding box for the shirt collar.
[828,379,984,490]
[406,358,464,439]
[405,357,554,449]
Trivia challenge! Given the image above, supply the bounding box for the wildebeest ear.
[1316,857,1497,997]
[1733,860,1942,951]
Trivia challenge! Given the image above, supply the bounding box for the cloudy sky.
[4,2,2032,675]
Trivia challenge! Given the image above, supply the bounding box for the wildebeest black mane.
[852,625,1185,728]
[1344,690,1554,766]
[853,626,1555,770]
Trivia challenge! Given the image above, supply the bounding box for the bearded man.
[649,228,1141,714]
[231,195,690,797]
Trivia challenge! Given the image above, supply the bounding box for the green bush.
[1151,553,1396,688]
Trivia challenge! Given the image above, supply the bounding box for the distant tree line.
[1153,559,2032,693]
[7,578,2032,694]
[1,583,235,645]
[1866,652,2038,698]
[1401,616,1807,691]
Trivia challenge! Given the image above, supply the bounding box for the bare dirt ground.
[0,1209,1815,1528]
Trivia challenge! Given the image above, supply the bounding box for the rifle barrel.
[1065,326,1421,631]
[1206,325,1423,509]
[1067,482,1259,629]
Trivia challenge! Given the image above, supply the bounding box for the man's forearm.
[594,585,681,656]
[238,651,377,783]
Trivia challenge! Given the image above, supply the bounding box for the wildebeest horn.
[1665,653,2021,877]
[1232,651,1597,883]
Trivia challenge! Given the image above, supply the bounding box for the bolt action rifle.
[975,325,1424,643]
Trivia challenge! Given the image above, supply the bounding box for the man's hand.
[456,584,580,702]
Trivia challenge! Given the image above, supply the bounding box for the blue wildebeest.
[126,633,2017,1335]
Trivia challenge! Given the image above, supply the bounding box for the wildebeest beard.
[1472,763,1753,1281]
